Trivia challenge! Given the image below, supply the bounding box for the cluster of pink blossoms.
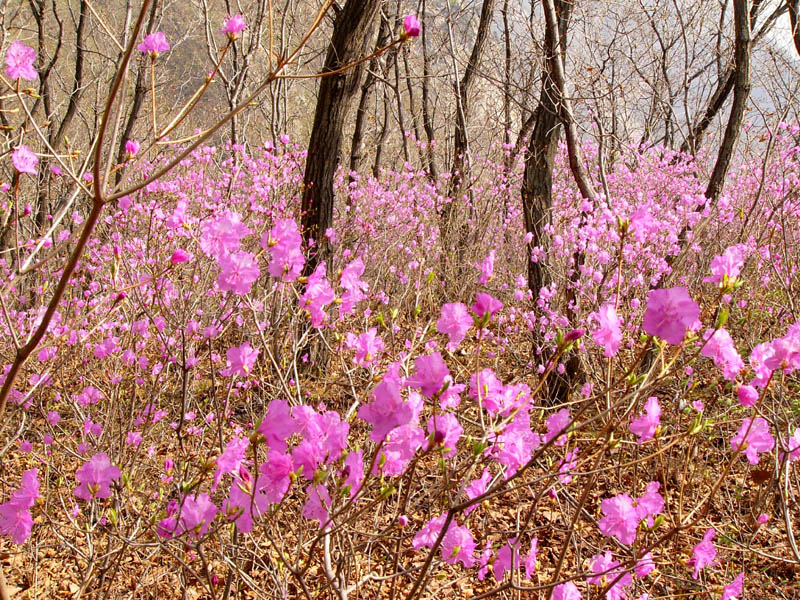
[0,470,39,544]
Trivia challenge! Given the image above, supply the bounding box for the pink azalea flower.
[552,582,582,600]
[764,330,800,373]
[0,469,39,545]
[217,251,259,295]
[299,261,335,327]
[12,145,38,175]
[689,528,716,579]
[403,15,421,38]
[642,287,700,345]
[441,523,476,567]
[292,439,325,479]
[302,484,331,528]
[437,302,473,350]
[720,572,744,600]
[405,352,450,398]
[125,139,140,157]
[257,399,298,452]
[170,249,192,263]
[591,304,622,357]
[589,551,632,600]
[737,384,758,407]
[74,453,121,501]
[785,428,800,462]
[339,257,369,317]
[636,481,664,524]
[263,218,304,282]
[599,493,639,544]
[138,32,170,57]
[5,41,38,80]
[701,328,744,381]
[412,513,448,549]
[704,245,746,285]
[378,424,424,476]
[471,292,503,319]
[478,542,493,581]
[201,212,251,259]
[493,540,517,581]
[487,412,540,476]
[630,396,661,444]
[213,436,249,490]
[259,452,293,504]
[342,450,364,497]
[543,408,571,446]
[223,341,259,376]
[476,250,495,285]
[557,449,579,484]
[749,341,775,387]
[469,368,504,412]
[358,379,422,442]
[464,468,492,515]
[634,552,655,577]
[177,493,218,539]
[731,417,774,465]
[426,413,462,457]
[345,328,384,366]
[220,14,247,38]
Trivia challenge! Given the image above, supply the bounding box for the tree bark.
[300,0,382,268]
[682,0,763,156]
[420,0,439,180]
[441,0,497,244]
[521,0,574,297]
[790,0,800,57]
[348,14,390,181]
[704,0,751,204]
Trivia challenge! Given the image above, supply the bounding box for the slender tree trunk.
[420,0,439,180]
[502,0,513,172]
[682,0,761,156]
[704,0,752,204]
[440,0,497,248]
[521,0,573,297]
[300,0,382,269]
[790,0,800,57]
[115,0,161,184]
[349,15,389,181]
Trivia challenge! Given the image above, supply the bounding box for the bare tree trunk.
[420,0,439,180]
[349,14,390,181]
[501,0,513,171]
[521,0,574,297]
[441,0,497,246]
[115,0,161,183]
[300,0,382,268]
[704,0,751,204]
[790,0,800,57]
[682,0,763,155]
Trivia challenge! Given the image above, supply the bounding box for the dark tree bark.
[441,0,497,243]
[349,14,390,181]
[449,0,496,194]
[115,0,161,184]
[301,0,382,267]
[790,0,800,57]
[501,0,513,171]
[420,0,439,180]
[682,0,764,156]
[521,0,574,297]
[704,0,751,204]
